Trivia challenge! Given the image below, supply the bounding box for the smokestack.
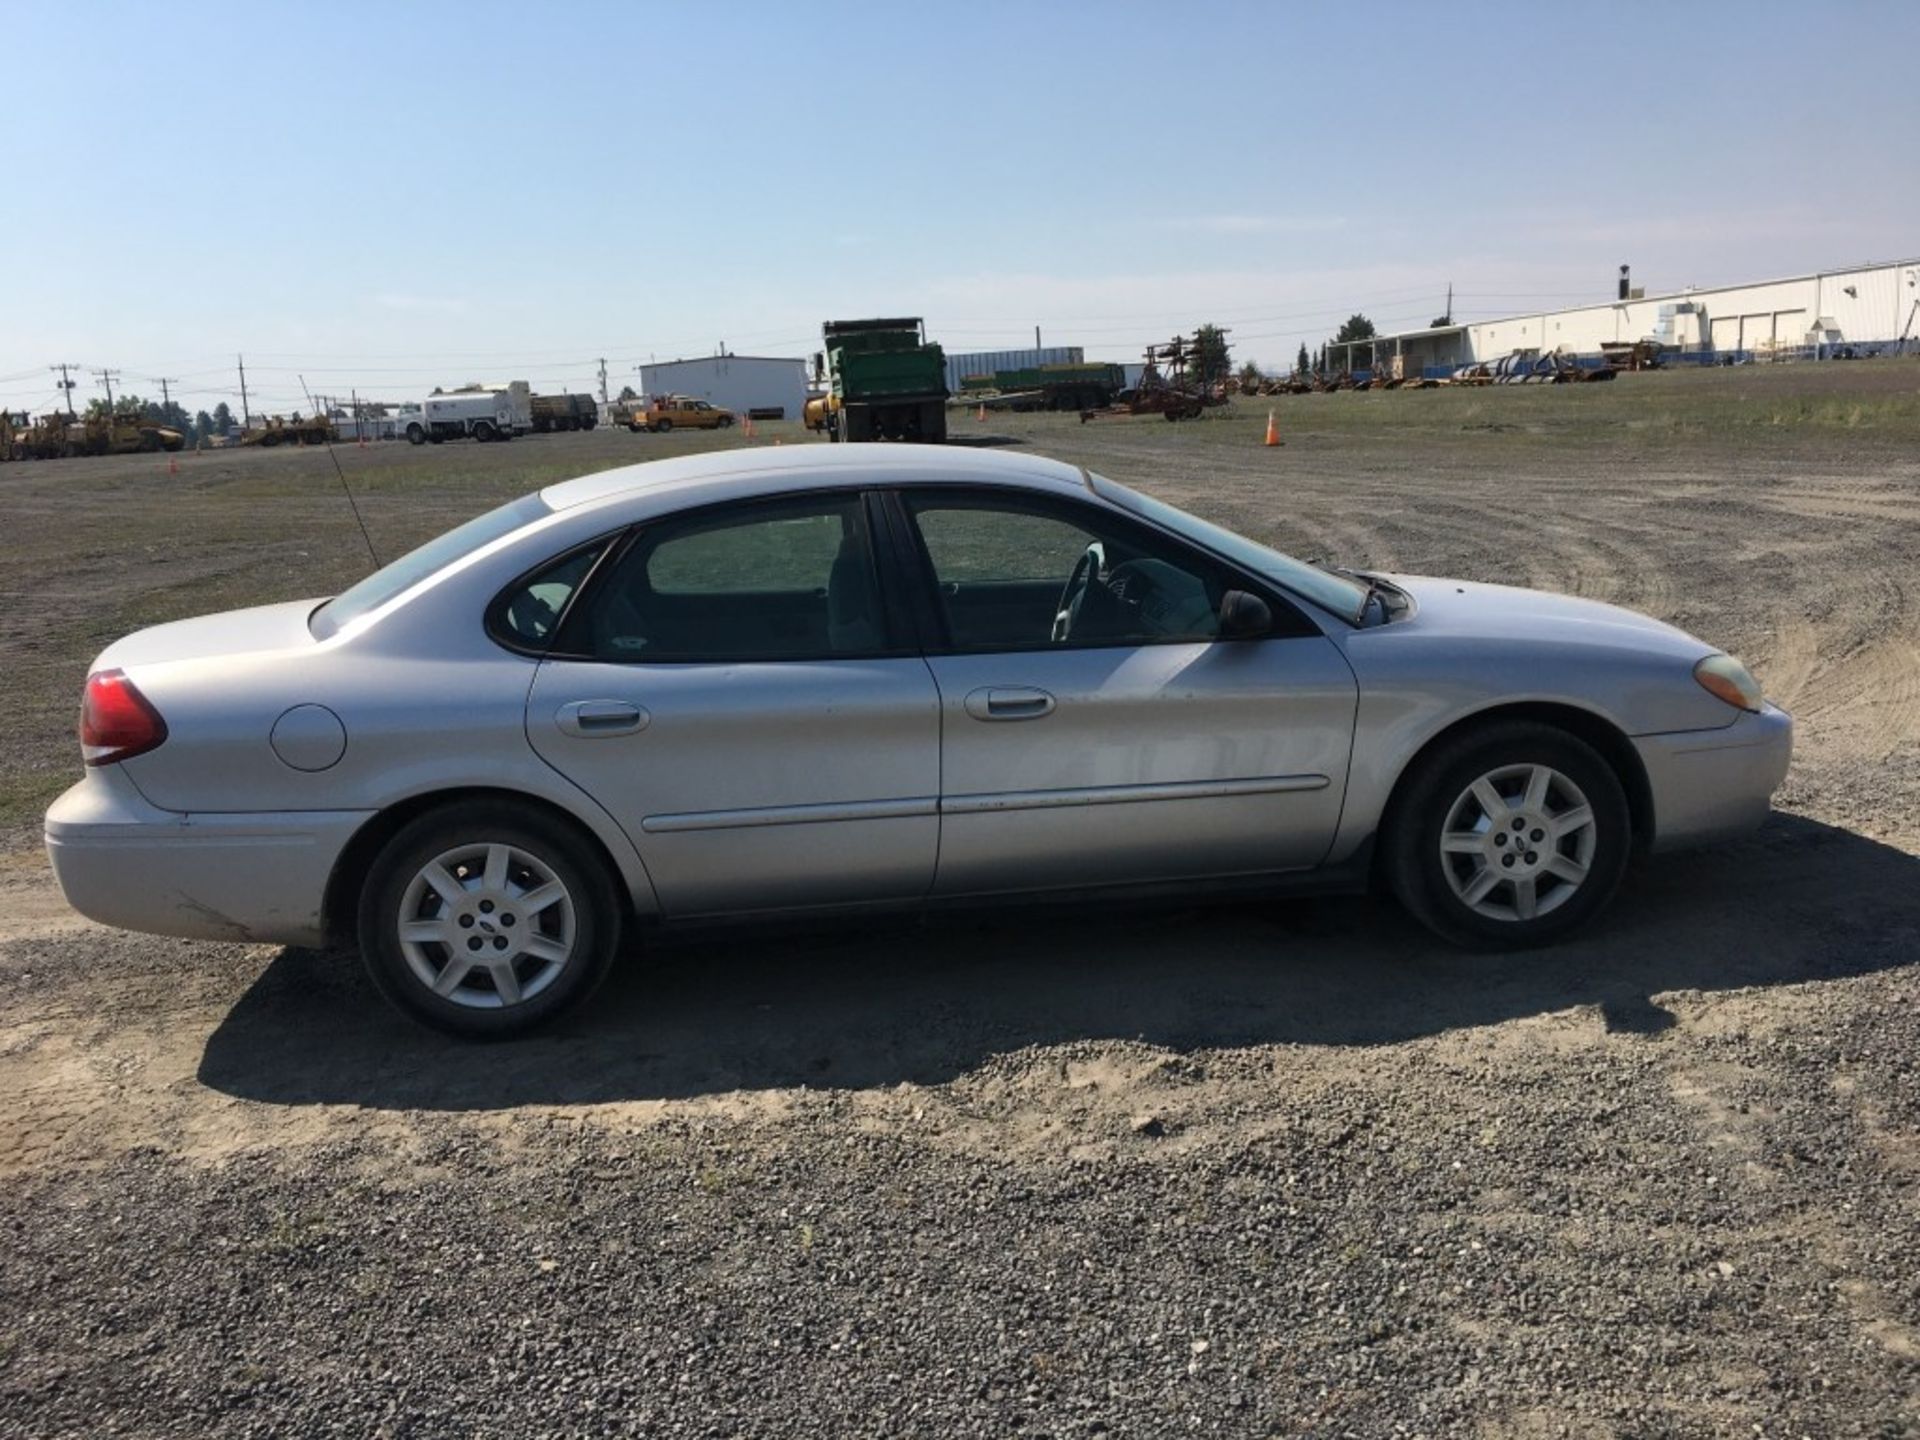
[1618,264,1631,301]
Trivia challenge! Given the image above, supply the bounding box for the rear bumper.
[1635,702,1793,852]
[44,768,372,948]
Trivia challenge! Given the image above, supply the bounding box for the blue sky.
[4,0,1916,415]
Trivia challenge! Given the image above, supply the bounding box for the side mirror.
[1219,589,1272,640]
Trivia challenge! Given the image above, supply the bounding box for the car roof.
[541,442,1091,512]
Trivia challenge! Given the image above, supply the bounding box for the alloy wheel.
[395,842,576,1008]
[1439,763,1597,922]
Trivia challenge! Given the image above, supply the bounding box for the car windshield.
[1088,473,1370,622]
[309,493,551,639]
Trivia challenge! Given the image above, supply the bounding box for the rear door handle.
[555,699,649,737]
[964,686,1056,722]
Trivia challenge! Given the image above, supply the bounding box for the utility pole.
[153,376,180,413]
[94,368,121,413]
[50,362,80,417]
[1445,282,1453,324]
[597,358,609,405]
[1035,325,1042,351]
[237,354,251,429]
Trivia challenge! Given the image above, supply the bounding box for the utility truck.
[401,381,531,444]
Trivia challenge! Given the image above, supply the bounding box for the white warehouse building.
[637,355,809,419]
[1370,257,1920,375]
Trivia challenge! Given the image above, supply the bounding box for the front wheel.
[357,803,623,1038]
[653,418,672,433]
[1383,721,1630,949]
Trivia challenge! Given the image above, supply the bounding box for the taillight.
[80,669,168,766]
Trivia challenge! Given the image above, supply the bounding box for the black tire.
[628,421,642,433]
[715,414,733,428]
[471,420,496,442]
[357,801,624,1039]
[654,418,672,433]
[406,424,426,445]
[1382,720,1630,949]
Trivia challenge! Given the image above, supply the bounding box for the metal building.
[943,347,1084,393]
[1368,258,1920,373]
[637,356,809,420]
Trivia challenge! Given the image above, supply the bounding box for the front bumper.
[1634,701,1793,852]
[44,767,373,948]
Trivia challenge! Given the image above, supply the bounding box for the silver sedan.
[46,445,1791,1036]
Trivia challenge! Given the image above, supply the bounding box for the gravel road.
[2,366,1916,1437]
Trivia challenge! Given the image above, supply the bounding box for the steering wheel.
[1051,541,1105,642]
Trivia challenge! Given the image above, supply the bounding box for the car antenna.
[300,374,381,570]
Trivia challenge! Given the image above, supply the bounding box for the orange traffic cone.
[976,403,987,422]
[1264,409,1282,447]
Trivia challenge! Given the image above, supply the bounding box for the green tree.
[617,384,638,403]
[1335,313,1376,343]
[1429,314,1452,328]
[1188,324,1232,384]
[1296,343,1310,374]
[212,401,233,435]
[1236,360,1262,388]
[86,394,150,420]
[194,410,214,440]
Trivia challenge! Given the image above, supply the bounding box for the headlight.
[1693,653,1763,712]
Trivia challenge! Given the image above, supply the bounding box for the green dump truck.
[808,317,948,443]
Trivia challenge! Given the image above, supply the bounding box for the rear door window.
[563,494,888,661]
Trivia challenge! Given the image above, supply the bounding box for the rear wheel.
[654,417,672,433]
[358,802,622,1039]
[472,420,497,442]
[1383,720,1630,949]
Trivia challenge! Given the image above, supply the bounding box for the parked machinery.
[957,361,1127,412]
[809,318,948,443]
[1102,336,1227,422]
[6,410,186,459]
[242,416,335,447]
[529,393,600,433]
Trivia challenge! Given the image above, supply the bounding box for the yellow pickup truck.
[628,395,735,433]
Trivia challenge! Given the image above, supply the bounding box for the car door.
[526,490,941,916]
[891,487,1358,897]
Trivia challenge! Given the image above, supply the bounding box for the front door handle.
[964,686,1056,722]
[555,699,649,737]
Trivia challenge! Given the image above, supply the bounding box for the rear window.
[310,493,550,639]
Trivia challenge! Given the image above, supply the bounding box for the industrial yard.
[2,360,1917,1435]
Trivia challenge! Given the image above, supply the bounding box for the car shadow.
[197,813,1919,1111]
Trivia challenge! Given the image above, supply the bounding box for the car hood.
[92,598,325,673]
[1383,574,1715,660]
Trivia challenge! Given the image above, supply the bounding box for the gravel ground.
[2,364,1917,1437]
